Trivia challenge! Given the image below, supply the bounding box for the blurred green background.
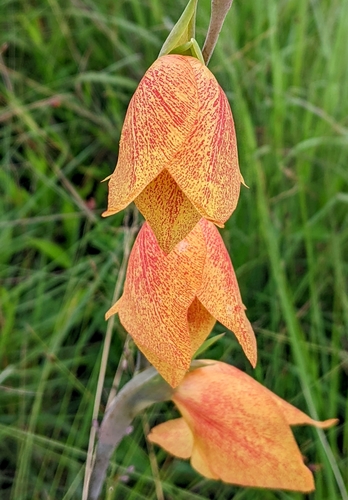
[0,0,347,498]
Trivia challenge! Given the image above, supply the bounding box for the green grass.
[1,0,347,498]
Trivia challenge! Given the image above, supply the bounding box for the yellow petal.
[196,219,257,367]
[167,56,242,225]
[148,418,219,479]
[148,418,193,459]
[187,297,216,356]
[102,55,198,218]
[135,169,201,253]
[172,362,316,492]
[105,222,206,387]
[136,342,188,390]
[190,445,218,480]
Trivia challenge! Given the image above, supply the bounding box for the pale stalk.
[87,368,173,500]
[82,211,137,500]
[202,0,234,64]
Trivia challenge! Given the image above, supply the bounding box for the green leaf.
[27,238,72,269]
[193,333,225,359]
[168,38,205,64]
[159,0,199,57]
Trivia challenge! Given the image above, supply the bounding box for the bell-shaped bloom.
[102,54,244,253]
[106,219,256,387]
[148,361,338,492]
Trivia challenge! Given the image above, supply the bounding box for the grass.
[1,0,347,498]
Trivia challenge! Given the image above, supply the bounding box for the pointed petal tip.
[302,417,339,429]
[105,299,121,320]
[102,206,124,218]
[249,352,257,369]
[135,170,202,254]
[101,209,112,218]
[243,337,257,368]
[240,173,249,189]
[101,174,112,183]
[235,317,258,369]
[168,373,189,389]
[137,341,190,388]
[321,418,339,428]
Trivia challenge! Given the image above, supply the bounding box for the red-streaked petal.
[105,222,206,387]
[103,55,198,217]
[172,362,315,492]
[187,297,216,356]
[135,169,201,253]
[167,56,242,225]
[196,219,257,367]
[105,296,189,387]
[148,418,193,459]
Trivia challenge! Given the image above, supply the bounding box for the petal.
[137,343,189,389]
[149,417,219,480]
[187,297,216,356]
[135,169,201,253]
[196,219,257,367]
[269,392,338,429]
[190,445,218,480]
[172,362,315,492]
[148,418,193,459]
[148,418,219,479]
[167,56,242,225]
[103,55,198,217]
[105,222,207,387]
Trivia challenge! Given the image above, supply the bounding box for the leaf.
[168,39,205,64]
[159,0,198,57]
[27,237,72,268]
[193,333,225,358]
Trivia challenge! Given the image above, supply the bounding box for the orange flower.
[106,219,256,387]
[102,54,243,253]
[148,361,338,492]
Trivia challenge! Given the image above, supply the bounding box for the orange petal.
[148,419,219,479]
[135,169,201,253]
[102,55,198,218]
[148,418,193,459]
[269,392,338,429]
[167,56,242,225]
[196,219,257,367]
[190,445,218,480]
[172,362,315,492]
[105,222,207,387]
[187,297,216,356]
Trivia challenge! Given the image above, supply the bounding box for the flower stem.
[87,368,173,500]
[202,0,234,64]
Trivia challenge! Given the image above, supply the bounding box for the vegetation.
[1,0,347,498]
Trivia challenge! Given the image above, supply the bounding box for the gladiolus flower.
[106,219,256,387]
[148,361,338,492]
[103,54,243,253]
